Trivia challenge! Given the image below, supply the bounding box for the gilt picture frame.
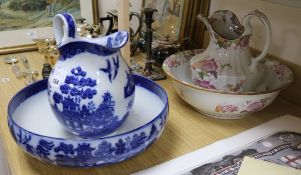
[0,0,99,55]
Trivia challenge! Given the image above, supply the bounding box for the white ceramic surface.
[163,50,293,119]
[14,87,163,138]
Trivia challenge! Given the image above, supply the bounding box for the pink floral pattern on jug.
[213,33,251,49]
[215,97,271,114]
[190,10,272,92]
[191,58,219,90]
[197,58,218,77]
[191,57,249,91]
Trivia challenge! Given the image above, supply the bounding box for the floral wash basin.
[162,50,293,119]
[8,75,168,167]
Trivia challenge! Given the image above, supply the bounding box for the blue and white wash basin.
[8,75,168,167]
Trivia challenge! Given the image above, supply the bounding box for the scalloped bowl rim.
[162,49,293,96]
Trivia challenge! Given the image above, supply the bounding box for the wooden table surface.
[1,51,301,175]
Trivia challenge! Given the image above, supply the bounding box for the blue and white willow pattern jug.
[48,13,135,138]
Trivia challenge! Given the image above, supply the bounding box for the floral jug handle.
[53,13,79,47]
[242,10,271,72]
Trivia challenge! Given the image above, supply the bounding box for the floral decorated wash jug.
[48,13,135,138]
[190,10,271,92]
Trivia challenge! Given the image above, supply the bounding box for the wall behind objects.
[210,0,301,66]
[98,0,142,35]
[97,0,301,65]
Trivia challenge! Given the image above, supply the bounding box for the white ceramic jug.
[48,13,135,138]
[190,10,271,92]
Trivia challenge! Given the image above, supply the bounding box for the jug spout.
[53,13,129,60]
[197,13,214,35]
[53,13,128,50]
[198,10,245,41]
[92,31,129,51]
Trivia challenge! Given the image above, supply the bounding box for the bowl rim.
[8,74,169,141]
[162,49,293,96]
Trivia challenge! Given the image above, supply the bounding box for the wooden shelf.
[1,51,301,175]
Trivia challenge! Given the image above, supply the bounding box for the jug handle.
[242,10,271,73]
[53,13,78,46]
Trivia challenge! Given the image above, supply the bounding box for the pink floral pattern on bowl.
[163,50,293,93]
[215,97,271,114]
[195,80,216,89]
[165,57,181,69]
[223,80,246,92]
[165,50,204,69]
[163,49,293,119]
[271,61,293,84]
[215,104,238,113]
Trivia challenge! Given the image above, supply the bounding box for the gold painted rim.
[162,51,293,96]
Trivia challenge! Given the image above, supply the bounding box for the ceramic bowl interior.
[162,50,293,119]
[163,49,293,95]
[8,75,168,167]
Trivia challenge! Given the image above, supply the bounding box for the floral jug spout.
[190,10,271,92]
[48,13,135,138]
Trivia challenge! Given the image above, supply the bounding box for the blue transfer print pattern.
[59,66,97,99]
[105,31,127,49]
[127,98,134,111]
[114,32,127,47]
[47,83,52,97]
[62,13,76,38]
[9,74,168,167]
[99,56,120,82]
[10,122,162,167]
[16,130,54,160]
[106,37,113,48]
[51,66,124,137]
[58,42,116,60]
[58,31,127,60]
[124,71,135,98]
